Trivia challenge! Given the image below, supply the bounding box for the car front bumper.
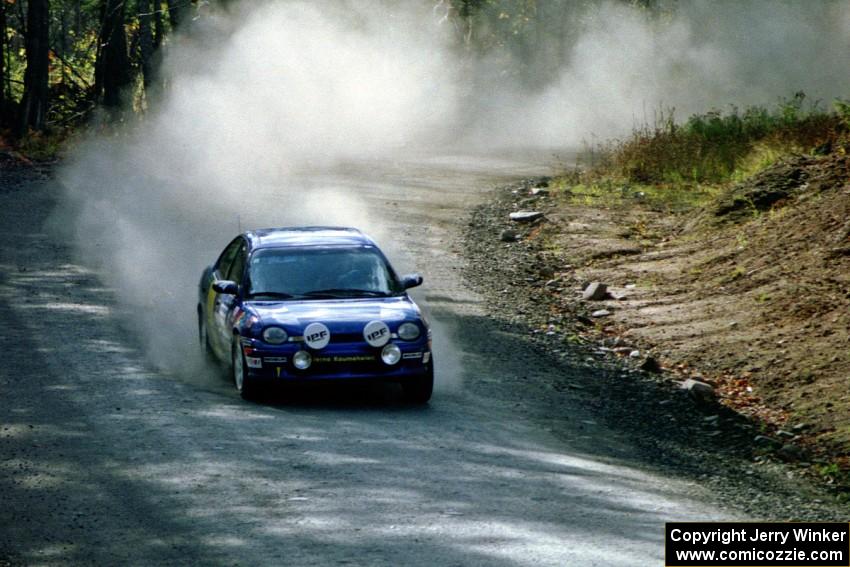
[239,338,432,383]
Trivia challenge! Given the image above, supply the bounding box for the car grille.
[327,332,367,345]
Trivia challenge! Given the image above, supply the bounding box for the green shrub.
[835,99,850,129]
[17,129,71,161]
[598,93,843,185]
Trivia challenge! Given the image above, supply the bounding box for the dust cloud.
[466,0,850,147]
[59,1,460,375]
[58,0,850,378]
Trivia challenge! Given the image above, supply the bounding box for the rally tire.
[232,339,259,400]
[198,311,215,362]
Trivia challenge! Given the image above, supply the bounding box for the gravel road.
[1,153,739,566]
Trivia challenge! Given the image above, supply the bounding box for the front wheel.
[232,339,259,400]
[198,311,215,362]
[403,363,434,404]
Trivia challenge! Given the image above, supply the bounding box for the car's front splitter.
[241,341,431,382]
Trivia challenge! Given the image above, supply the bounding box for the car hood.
[244,296,422,329]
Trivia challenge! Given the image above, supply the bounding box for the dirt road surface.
[1,153,736,566]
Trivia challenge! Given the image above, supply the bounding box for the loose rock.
[591,309,611,318]
[754,435,782,449]
[499,229,518,242]
[640,356,662,374]
[509,211,544,223]
[582,281,610,301]
[681,378,715,404]
[828,245,850,257]
[776,444,806,462]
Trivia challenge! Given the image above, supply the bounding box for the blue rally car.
[197,227,433,402]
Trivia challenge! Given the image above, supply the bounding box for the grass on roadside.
[552,177,722,213]
[0,127,73,162]
[552,93,849,215]
[600,92,844,185]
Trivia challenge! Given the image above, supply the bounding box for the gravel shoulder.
[462,176,849,519]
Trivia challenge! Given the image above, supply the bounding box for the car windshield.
[246,246,400,299]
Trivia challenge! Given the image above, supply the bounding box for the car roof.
[245,227,376,250]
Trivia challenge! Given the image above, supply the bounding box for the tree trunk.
[98,0,131,110]
[138,0,154,88]
[0,0,7,126]
[94,1,105,103]
[153,1,164,49]
[19,0,50,134]
[59,10,68,84]
[4,3,12,117]
[75,1,82,38]
[166,0,190,31]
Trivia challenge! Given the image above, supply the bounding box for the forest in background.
[1,0,228,143]
[0,0,660,154]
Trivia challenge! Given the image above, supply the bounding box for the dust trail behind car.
[56,2,460,381]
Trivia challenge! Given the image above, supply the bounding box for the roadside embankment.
[463,151,849,502]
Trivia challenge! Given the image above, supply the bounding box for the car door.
[213,239,248,354]
[206,237,242,358]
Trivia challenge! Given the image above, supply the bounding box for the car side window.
[215,238,242,278]
[226,242,248,284]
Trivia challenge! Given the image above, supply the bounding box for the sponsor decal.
[245,356,262,368]
[264,357,287,363]
[402,352,423,359]
[334,355,375,363]
[363,320,390,347]
[303,322,330,349]
[313,355,376,363]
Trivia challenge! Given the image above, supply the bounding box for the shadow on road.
[0,180,743,566]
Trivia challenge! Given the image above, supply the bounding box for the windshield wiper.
[247,291,296,300]
[301,288,389,298]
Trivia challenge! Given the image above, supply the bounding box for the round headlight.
[293,350,312,370]
[381,343,402,365]
[262,327,288,344]
[397,322,420,341]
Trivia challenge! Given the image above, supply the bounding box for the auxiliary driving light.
[381,343,402,365]
[293,350,312,370]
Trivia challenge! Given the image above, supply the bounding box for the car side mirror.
[213,280,239,295]
[400,273,423,290]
